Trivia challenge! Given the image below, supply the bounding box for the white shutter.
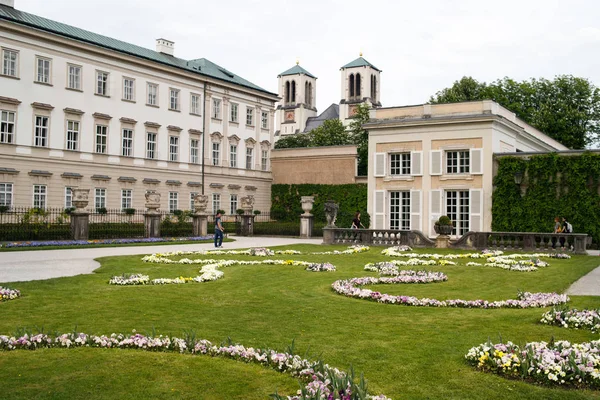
[470,148,483,175]
[374,153,386,177]
[374,190,386,229]
[469,188,483,232]
[429,189,443,237]
[410,151,423,176]
[430,150,442,175]
[410,190,422,232]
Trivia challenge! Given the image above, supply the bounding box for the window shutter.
[470,148,483,175]
[410,151,423,176]
[374,190,386,229]
[430,150,442,175]
[429,189,443,237]
[374,153,386,177]
[410,190,422,232]
[469,189,483,232]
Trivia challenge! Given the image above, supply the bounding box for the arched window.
[285,81,290,104]
[349,74,355,98]
[308,82,313,106]
[371,75,377,100]
[291,81,296,103]
[305,82,309,105]
[356,73,361,98]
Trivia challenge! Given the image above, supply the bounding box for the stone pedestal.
[300,215,314,238]
[322,227,335,244]
[70,212,90,240]
[239,214,255,236]
[436,235,450,248]
[192,214,208,237]
[144,213,161,238]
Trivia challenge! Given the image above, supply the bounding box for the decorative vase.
[71,188,90,212]
[301,196,314,216]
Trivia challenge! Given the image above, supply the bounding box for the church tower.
[275,62,317,137]
[339,54,381,122]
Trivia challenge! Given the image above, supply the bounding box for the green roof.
[278,64,317,79]
[0,5,276,97]
[341,57,381,72]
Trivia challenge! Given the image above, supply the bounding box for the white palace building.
[0,0,277,214]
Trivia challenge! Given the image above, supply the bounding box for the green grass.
[1,245,600,399]
[0,238,234,252]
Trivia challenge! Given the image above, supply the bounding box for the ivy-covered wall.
[493,152,600,244]
[271,184,369,228]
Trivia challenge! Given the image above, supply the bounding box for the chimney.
[0,0,15,8]
[156,38,174,56]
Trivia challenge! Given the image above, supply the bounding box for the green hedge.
[492,152,600,245]
[271,184,369,229]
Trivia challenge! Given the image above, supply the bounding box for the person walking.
[351,212,366,229]
[214,212,224,248]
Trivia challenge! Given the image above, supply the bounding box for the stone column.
[70,188,90,240]
[239,195,255,236]
[192,194,209,237]
[144,190,161,238]
[300,196,314,238]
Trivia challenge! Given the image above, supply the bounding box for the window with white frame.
[121,189,132,210]
[123,78,135,101]
[65,187,73,208]
[95,125,107,154]
[212,142,220,166]
[212,193,220,213]
[230,194,238,215]
[33,184,47,209]
[389,191,410,230]
[390,153,411,175]
[246,107,254,126]
[230,103,238,122]
[0,183,13,207]
[169,192,178,213]
[34,116,49,147]
[190,94,201,115]
[190,139,199,164]
[146,132,157,159]
[96,71,109,96]
[35,57,51,84]
[446,190,469,235]
[446,150,470,174]
[212,99,221,119]
[245,147,253,170]
[95,188,106,209]
[67,64,81,90]
[169,136,179,161]
[261,150,268,171]
[229,144,237,168]
[189,192,198,210]
[2,48,18,77]
[261,111,268,129]
[169,88,180,110]
[122,129,133,157]
[0,110,15,144]
[147,83,158,106]
[66,120,79,151]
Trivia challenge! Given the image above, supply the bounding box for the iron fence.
[0,207,73,241]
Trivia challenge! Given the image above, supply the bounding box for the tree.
[348,103,371,176]
[274,119,351,149]
[274,132,312,149]
[430,75,600,149]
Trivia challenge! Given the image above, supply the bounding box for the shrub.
[123,208,136,216]
[236,209,245,215]
[96,207,108,215]
[437,215,452,226]
[253,210,261,215]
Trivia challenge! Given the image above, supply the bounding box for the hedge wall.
[492,152,600,244]
[271,184,369,229]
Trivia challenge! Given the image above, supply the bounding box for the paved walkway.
[566,250,600,296]
[0,236,323,283]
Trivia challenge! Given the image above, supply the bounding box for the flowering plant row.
[0,331,390,400]
[382,248,569,261]
[1,236,214,249]
[0,286,21,302]
[149,245,369,260]
[332,274,568,308]
[465,339,600,388]
[540,307,600,332]
[466,258,549,272]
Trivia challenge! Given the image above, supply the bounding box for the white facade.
[275,64,317,136]
[339,58,381,122]
[0,6,277,212]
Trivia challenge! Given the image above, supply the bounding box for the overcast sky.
[15,0,600,112]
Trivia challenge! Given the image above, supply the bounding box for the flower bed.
[465,339,600,388]
[0,331,390,399]
[540,307,600,332]
[150,245,369,260]
[1,236,214,249]
[0,286,21,302]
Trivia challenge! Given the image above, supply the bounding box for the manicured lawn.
[1,245,600,399]
[0,238,234,252]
